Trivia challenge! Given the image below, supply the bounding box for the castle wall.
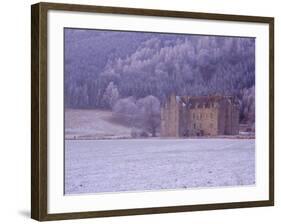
[178,104,189,137]
[218,98,240,135]
[225,101,232,135]
[218,100,227,135]
[231,105,240,135]
[188,107,219,136]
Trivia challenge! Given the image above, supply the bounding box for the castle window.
[193,113,195,119]
[200,113,202,119]
[210,113,213,119]
[210,123,213,128]
[193,123,196,129]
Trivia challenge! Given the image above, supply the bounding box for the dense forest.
[64,28,255,126]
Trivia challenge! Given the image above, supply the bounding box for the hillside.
[65,109,133,140]
[64,28,255,111]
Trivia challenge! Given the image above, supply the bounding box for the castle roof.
[176,95,237,109]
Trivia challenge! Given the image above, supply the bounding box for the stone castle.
[160,94,240,137]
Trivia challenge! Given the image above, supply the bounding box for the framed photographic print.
[31,2,274,221]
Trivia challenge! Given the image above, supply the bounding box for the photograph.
[64,28,256,195]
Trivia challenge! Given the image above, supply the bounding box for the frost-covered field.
[65,139,255,194]
[65,109,133,139]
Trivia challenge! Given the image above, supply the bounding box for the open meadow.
[65,138,255,194]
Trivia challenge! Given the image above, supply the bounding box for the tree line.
[64,29,255,127]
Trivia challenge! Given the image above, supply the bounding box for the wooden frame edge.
[31,3,40,220]
[41,200,273,221]
[31,3,48,221]
[36,2,274,23]
[31,2,274,221]
[268,18,274,204]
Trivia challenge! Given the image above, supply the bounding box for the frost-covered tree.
[112,95,161,136]
[112,97,137,126]
[240,87,255,124]
[136,95,160,137]
[102,82,119,109]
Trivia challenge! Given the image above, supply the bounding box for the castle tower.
[160,94,180,137]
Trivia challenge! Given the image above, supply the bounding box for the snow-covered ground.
[65,138,255,194]
[65,109,133,139]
